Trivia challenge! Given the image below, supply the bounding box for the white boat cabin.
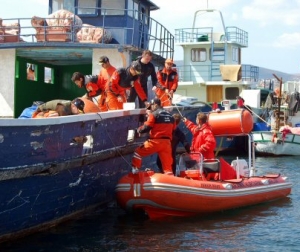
[174,9,260,106]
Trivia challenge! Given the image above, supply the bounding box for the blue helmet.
[72,98,85,112]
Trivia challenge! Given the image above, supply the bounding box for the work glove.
[132,167,139,174]
[144,101,150,109]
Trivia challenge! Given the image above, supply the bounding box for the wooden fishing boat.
[116,109,292,218]
[0,0,210,243]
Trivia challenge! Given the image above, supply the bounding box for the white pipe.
[236,156,240,179]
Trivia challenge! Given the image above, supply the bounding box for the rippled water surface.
[2,156,300,252]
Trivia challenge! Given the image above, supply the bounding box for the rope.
[157,89,184,117]
[215,137,223,157]
[171,98,184,117]
[245,106,270,126]
[95,110,133,167]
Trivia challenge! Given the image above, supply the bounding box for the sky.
[150,0,300,75]
[1,0,300,74]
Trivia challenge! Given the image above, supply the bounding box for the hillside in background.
[258,67,299,82]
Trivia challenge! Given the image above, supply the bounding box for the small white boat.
[253,77,300,156]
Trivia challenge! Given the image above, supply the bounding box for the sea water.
[2,156,300,252]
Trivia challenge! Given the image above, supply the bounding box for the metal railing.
[175,27,213,43]
[175,26,248,46]
[0,7,174,60]
[176,63,259,83]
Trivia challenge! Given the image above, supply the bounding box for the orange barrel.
[208,109,253,136]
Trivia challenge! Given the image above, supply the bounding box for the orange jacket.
[184,120,216,159]
[156,67,178,92]
[97,65,116,91]
[84,75,100,98]
[32,110,59,118]
[138,108,176,140]
[80,98,101,113]
[106,67,147,102]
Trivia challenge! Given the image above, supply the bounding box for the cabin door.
[207,85,223,103]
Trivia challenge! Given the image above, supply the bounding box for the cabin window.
[134,1,139,19]
[191,48,206,62]
[128,0,134,17]
[44,67,53,84]
[101,0,125,15]
[225,87,239,99]
[52,0,75,13]
[27,63,37,81]
[78,0,98,15]
[127,0,138,18]
[140,6,149,25]
[232,47,239,63]
[127,0,142,19]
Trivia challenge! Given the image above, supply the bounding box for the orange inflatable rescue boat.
[115,110,291,219]
[115,154,291,219]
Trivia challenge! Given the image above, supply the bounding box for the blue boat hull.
[0,111,141,240]
[0,150,157,241]
[0,106,204,242]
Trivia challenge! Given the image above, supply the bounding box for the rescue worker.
[79,97,101,113]
[127,50,157,108]
[182,112,216,160]
[153,58,178,107]
[71,72,100,101]
[157,113,191,175]
[97,56,116,111]
[106,61,149,110]
[132,97,176,175]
